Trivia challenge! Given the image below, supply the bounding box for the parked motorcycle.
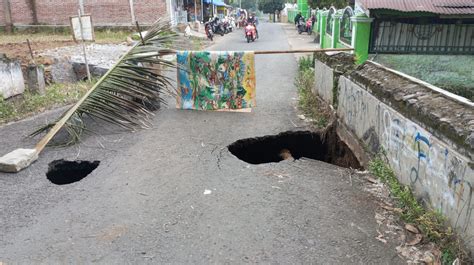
[204,21,214,41]
[222,18,231,34]
[245,23,257,43]
[223,16,235,33]
[210,17,225,36]
[229,16,236,32]
[297,17,306,34]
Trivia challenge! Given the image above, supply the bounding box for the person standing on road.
[294,12,302,25]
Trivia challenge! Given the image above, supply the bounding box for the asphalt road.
[0,23,403,264]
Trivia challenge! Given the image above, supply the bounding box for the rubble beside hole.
[227,130,361,169]
[46,159,100,185]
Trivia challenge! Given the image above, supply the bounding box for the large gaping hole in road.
[228,129,361,169]
[46,159,100,185]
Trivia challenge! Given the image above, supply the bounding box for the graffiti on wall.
[338,76,473,233]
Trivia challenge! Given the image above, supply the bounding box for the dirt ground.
[0,41,77,65]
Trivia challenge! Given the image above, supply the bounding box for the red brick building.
[1,0,169,29]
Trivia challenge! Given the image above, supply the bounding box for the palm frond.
[32,19,178,149]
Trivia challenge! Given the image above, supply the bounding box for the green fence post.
[332,11,342,48]
[319,11,328,48]
[297,0,308,18]
[313,10,319,34]
[351,13,373,64]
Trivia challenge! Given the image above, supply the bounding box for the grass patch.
[295,56,329,128]
[0,81,93,124]
[95,29,134,43]
[372,54,474,101]
[369,153,471,265]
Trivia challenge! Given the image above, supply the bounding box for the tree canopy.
[228,0,258,11]
[307,0,350,9]
[258,0,285,13]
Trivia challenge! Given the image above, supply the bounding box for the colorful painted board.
[176,51,256,111]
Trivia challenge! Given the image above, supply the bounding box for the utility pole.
[129,0,136,25]
[77,9,91,82]
[78,0,84,15]
[201,0,203,21]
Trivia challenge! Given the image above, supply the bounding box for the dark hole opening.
[228,129,361,169]
[46,159,100,185]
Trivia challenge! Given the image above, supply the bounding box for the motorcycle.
[297,17,306,34]
[211,17,225,36]
[224,16,235,33]
[245,23,257,43]
[204,21,214,41]
[222,18,231,34]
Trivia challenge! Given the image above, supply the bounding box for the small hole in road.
[228,130,361,169]
[46,159,100,185]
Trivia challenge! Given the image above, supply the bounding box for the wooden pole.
[129,0,136,25]
[26,39,36,65]
[78,0,84,15]
[194,0,197,21]
[135,21,145,44]
[77,9,91,82]
[253,48,353,54]
[158,47,353,55]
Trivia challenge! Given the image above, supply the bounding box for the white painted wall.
[314,60,334,104]
[0,58,25,99]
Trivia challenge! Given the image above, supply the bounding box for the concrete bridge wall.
[314,52,474,251]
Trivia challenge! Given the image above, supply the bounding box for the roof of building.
[357,0,474,15]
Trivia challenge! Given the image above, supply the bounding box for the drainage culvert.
[46,159,100,185]
[228,129,361,169]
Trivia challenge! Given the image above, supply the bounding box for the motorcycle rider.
[294,12,302,25]
[247,13,259,38]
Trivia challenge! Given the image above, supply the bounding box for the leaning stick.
[0,39,145,173]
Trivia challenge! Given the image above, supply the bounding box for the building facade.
[0,0,168,29]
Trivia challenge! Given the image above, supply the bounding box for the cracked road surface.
[0,23,403,264]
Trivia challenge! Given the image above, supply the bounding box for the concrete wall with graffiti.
[312,53,474,250]
[337,75,473,247]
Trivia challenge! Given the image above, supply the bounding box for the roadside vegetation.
[369,152,471,265]
[295,55,330,128]
[0,81,93,125]
[372,54,474,101]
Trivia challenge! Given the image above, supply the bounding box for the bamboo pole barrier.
[160,47,354,55]
[253,48,353,54]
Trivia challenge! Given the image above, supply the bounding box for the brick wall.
[0,0,168,27]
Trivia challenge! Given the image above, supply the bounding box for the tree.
[229,0,259,11]
[307,0,350,9]
[258,0,285,13]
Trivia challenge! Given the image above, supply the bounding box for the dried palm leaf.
[0,19,178,172]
